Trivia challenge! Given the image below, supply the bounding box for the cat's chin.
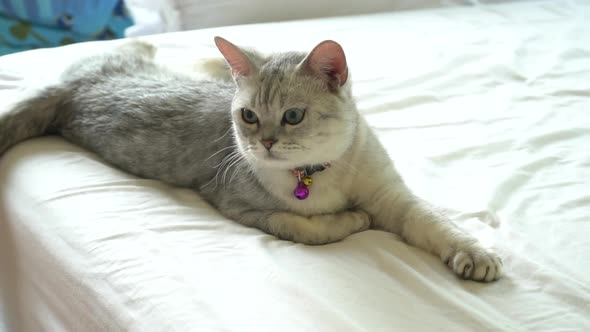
[250,158,299,170]
[245,154,305,170]
[247,150,333,170]
[249,157,335,171]
[244,151,293,169]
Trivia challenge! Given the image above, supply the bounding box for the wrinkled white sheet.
[1,1,589,331]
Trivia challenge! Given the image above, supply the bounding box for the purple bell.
[294,181,309,200]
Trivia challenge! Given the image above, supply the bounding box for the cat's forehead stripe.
[253,52,307,110]
[255,68,283,109]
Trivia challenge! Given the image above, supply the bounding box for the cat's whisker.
[203,145,237,163]
[213,150,240,169]
[227,147,255,185]
[217,150,241,173]
[202,153,237,190]
[280,142,310,151]
[222,154,246,187]
[202,150,242,190]
[213,127,233,142]
[228,156,248,185]
[200,174,218,191]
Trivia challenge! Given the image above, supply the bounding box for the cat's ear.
[214,36,253,78]
[300,40,348,89]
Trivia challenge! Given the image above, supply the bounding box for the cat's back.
[64,52,235,113]
[55,52,237,186]
[58,47,233,121]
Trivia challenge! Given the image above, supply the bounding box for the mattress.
[1,1,589,331]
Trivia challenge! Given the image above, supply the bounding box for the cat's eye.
[283,108,305,125]
[241,108,258,124]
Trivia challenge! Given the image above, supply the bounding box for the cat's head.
[214,36,358,170]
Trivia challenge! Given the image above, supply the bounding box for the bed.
[1,1,589,331]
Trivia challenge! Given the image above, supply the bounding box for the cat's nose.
[261,139,276,150]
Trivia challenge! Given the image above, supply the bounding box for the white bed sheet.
[1,1,589,331]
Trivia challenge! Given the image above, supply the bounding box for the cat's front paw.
[442,245,503,282]
[351,210,372,233]
[268,210,372,245]
[301,210,371,245]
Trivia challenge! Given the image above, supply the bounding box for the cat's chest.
[258,169,351,215]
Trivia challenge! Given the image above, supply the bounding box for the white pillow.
[125,0,517,36]
[125,0,181,37]
[175,0,449,30]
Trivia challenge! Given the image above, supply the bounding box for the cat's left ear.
[299,40,348,89]
[214,36,254,78]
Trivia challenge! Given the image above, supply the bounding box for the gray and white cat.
[0,38,502,282]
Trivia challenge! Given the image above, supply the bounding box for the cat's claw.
[443,246,502,282]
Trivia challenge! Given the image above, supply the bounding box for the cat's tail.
[0,86,66,155]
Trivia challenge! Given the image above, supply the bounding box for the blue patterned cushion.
[0,0,133,56]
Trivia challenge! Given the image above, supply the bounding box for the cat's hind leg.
[192,58,232,82]
[114,39,157,59]
[61,40,158,80]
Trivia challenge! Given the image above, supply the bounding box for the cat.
[0,38,502,282]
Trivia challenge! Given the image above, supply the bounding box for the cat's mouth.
[263,151,286,161]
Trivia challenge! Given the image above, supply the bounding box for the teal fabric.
[0,0,133,56]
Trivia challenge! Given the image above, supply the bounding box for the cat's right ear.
[214,37,253,78]
[299,40,348,90]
